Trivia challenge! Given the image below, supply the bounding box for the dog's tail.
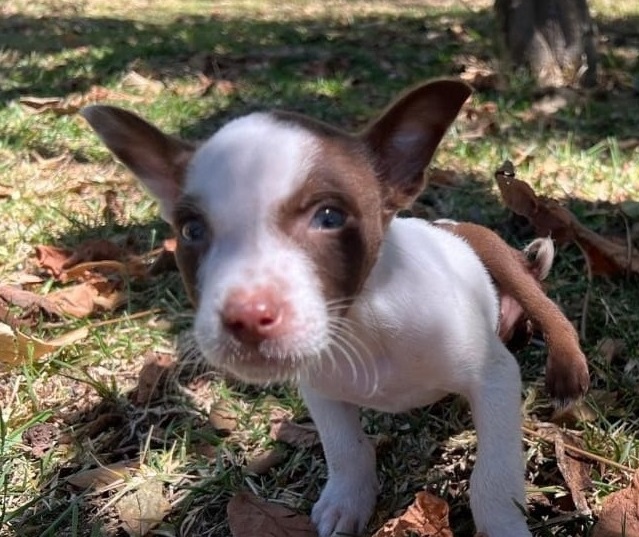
[436,220,589,405]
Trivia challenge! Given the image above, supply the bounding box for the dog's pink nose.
[222,290,284,345]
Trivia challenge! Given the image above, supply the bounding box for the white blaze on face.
[182,113,329,379]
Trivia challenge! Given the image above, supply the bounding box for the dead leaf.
[121,70,165,95]
[19,86,131,116]
[47,283,98,318]
[0,322,88,367]
[372,491,453,537]
[35,239,128,279]
[269,411,319,448]
[34,245,73,278]
[245,448,288,475]
[116,479,170,536]
[554,432,592,513]
[67,461,140,490]
[209,402,238,435]
[227,491,317,537]
[134,352,175,405]
[591,471,639,537]
[0,284,63,318]
[495,160,639,276]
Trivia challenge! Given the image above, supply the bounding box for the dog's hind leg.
[465,340,532,537]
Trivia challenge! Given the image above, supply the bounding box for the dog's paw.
[311,475,379,537]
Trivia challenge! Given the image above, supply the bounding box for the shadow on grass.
[1,8,638,146]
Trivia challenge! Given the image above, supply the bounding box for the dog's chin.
[200,343,324,385]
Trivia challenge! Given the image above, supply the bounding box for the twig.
[575,242,593,341]
[522,425,635,473]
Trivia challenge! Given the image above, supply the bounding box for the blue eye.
[310,206,347,230]
[180,218,207,243]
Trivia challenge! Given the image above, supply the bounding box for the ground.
[1,0,639,536]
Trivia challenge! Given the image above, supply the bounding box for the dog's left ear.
[361,79,471,213]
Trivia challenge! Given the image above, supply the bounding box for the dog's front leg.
[467,341,532,537]
[300,384,379,537]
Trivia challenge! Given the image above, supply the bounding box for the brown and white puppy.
[81,80,584,537]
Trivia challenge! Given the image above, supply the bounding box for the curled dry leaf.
[67,460,140,490]
[116,479,171,537]
[19,86,144,116]
[372,491,453,537]
[269,412,320,448]
[495,160,639,276]
[245,448,288,475]
[0,322,88,368]
[227,491,317,537]
[591,471,639,537]
[554,432,592,513]
[35,239,129,280]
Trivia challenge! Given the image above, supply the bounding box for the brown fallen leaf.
[121,70,165,95]
[47,283,98,318]
[227,491,317,537]
[0,322,88,368]
[495,160,639,276]
[19,86,140,116]
[35,239,128,279]
[372,491,453,537]
[67,460,140,490]
[269,411,320,448]
[591,471,639,537]
[116,479,170,537]
[134,352,176,405]
[0,284,63,318]
[245,448,288,475]
[554,432,592,514]
[209,402,239,435]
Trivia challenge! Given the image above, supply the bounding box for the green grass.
[1,0,639,535]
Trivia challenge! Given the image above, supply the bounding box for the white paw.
[311,475,379,537]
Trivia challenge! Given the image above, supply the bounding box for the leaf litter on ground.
[494,160,639,277]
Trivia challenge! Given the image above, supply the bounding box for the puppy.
[82,80,575,536]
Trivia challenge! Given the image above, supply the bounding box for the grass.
[1,0,639,535]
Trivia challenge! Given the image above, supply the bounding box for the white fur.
[183,114,332,383]
[182,117,530,536]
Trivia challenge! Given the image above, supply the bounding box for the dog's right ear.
[81,105,195,221]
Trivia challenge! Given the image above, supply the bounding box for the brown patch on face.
[171,195,212,305]
[274,113,386,306]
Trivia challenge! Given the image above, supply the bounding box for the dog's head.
[82,80,471,383]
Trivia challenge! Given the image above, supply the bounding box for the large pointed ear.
[361,79,472,212]
[81,105,195,222]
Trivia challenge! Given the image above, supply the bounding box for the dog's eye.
[180,218,208,243]
[310,206,347,230]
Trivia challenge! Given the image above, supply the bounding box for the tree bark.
[495,0,598,88]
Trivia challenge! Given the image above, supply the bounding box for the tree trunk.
[495,0,598,88]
